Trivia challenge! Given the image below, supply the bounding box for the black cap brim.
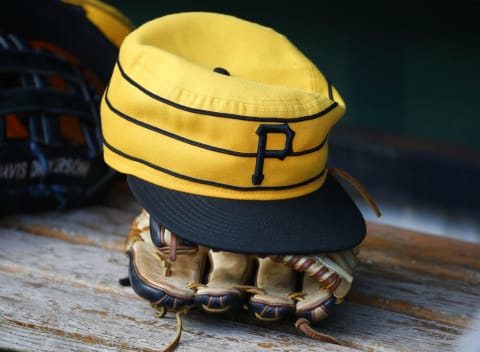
[127,174,366,254]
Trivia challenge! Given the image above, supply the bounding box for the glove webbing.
[0,33,101,153]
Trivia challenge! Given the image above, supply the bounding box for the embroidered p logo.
[252,124,295,185]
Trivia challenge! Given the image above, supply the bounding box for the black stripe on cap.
[102,135,327,192]
[103,89,329,157]
[116,60,339,123]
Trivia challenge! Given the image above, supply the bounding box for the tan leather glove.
[124,210,359,348]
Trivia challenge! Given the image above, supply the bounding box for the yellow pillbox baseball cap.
[101,12,366,254]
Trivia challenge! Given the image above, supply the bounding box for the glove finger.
[249,257,296,321]
[295,275,336,322]
[127,210,208,310]
[195,250,254,313]
[323,250,357,301]
[295,249,357,322]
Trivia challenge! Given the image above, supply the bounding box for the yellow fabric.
[101,12,346,201]
[62,0,134,47]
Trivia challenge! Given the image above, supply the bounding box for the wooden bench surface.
[1,180,479,351]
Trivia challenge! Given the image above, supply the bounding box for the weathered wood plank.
[0,228,474,351]
[2,226,478,325]
[0,228,131,296]
[363,222,480,274]
[2,206,478,287]
[0,180,140,252]
[350,264,478,328]
[0,205,134,252]
[0,228,357,351]
[0,261,356,351]
[1,181,478,351]
[0,260,464,352]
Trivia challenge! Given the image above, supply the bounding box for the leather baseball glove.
[0,0,132,214]
[123,209,361,350]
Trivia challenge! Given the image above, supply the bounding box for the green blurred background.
[108,0,480,151]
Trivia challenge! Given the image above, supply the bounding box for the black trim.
[149,216,163,248]
[102,135,327,192]
[127,251,168,304]
[116,60,339,123]
[104,89,329,157]
[327,80,334,100]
